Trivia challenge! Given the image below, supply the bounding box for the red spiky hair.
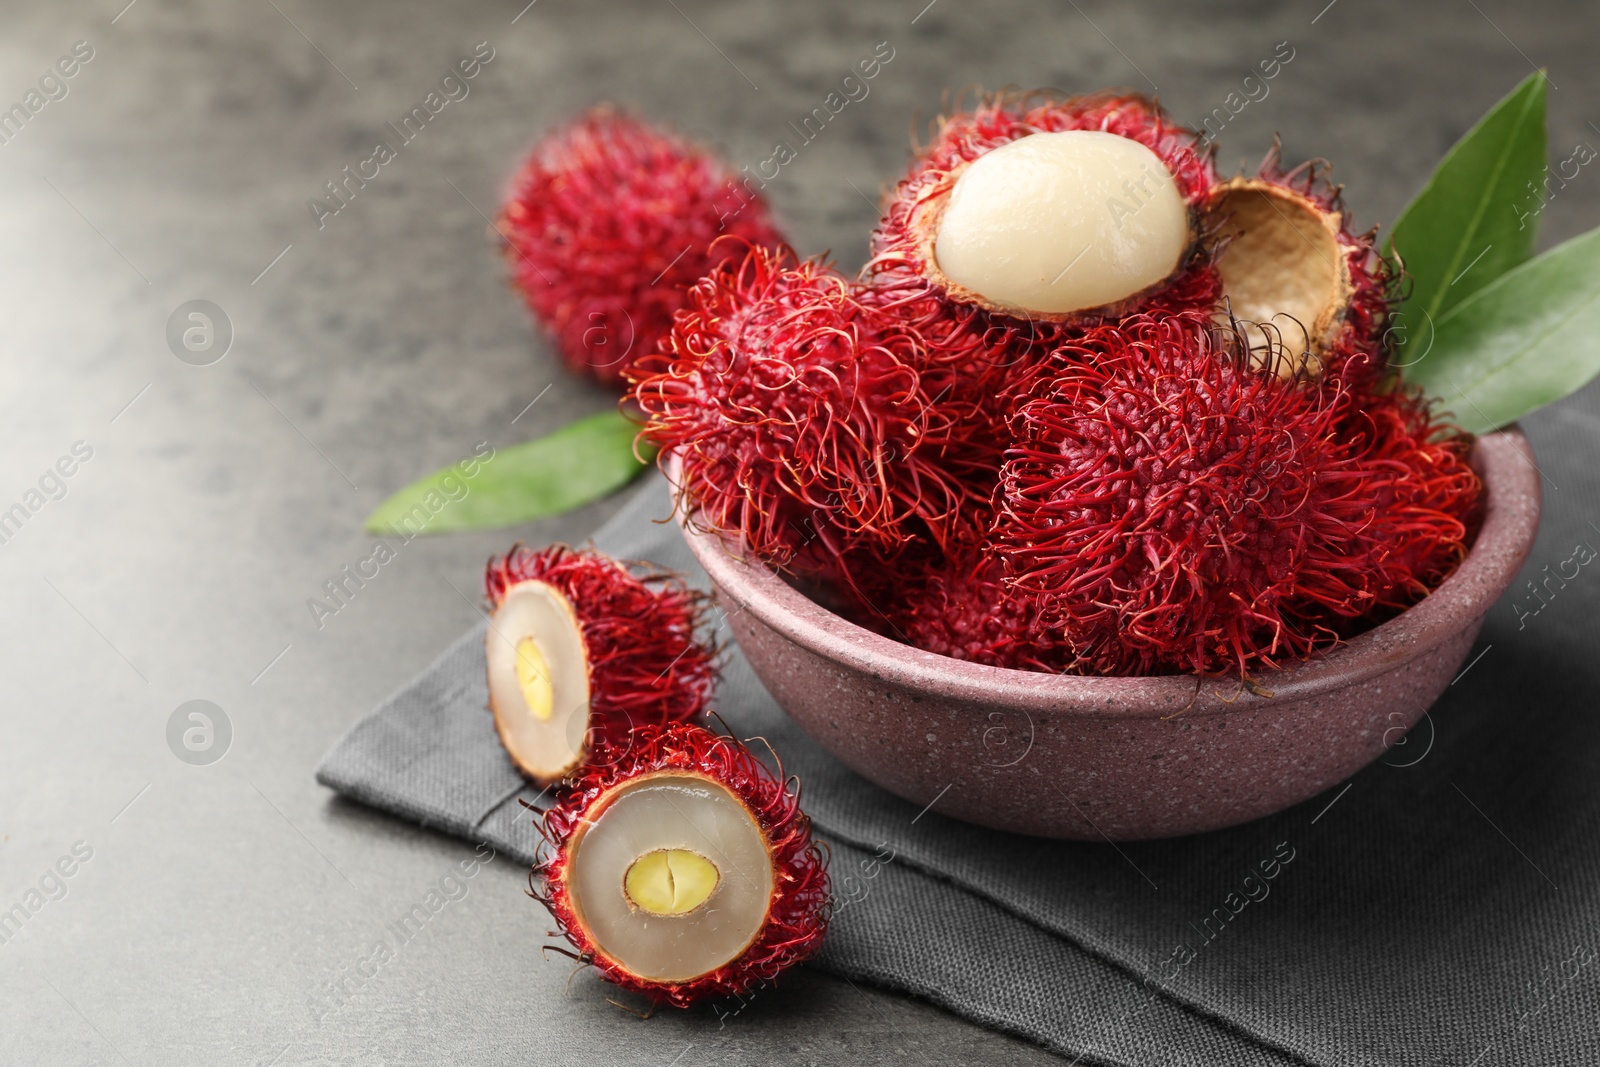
[499,106,783,385]
[1334,379,1482,610]
[485,544,719,728]
[532,722,830,1008]
[996,315,1479,677]
[629,243,998,579]
[852,544,1070,672]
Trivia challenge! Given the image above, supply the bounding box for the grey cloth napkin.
[318,411,1600,1066]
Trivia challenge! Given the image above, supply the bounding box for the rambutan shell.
[1208,177,1356,371]
[1202,150,1393,383]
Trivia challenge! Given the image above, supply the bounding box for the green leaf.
[1410,226,1600,434]
[364,409,655,535]
[1388,72,1548,335]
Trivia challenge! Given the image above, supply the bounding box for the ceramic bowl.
[675,429,1540,840]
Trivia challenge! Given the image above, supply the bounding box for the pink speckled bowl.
[674,430,1540,840]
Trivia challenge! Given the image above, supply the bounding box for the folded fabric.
[318,435,1600,1066]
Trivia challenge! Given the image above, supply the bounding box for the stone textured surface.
[0,0,1594,1063]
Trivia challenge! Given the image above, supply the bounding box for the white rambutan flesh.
[931,130,1189,315]
[487,580,591,784]
[564,772,774,983]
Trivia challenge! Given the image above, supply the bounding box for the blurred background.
[0,1,1594,1063]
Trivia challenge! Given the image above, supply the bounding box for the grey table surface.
[1,1,1596,1064]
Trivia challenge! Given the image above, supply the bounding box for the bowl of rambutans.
[623,91,1543,839]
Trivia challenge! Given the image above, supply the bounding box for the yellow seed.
[624,848,721,915]
[514,636,554,722]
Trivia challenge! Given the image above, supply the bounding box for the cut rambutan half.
[1203,146,1392,381]
[996,316,1478,677]
[499,107,783,385]
[484,545,718,784]
[629,243,997,576]
[534,722,829,1008]
[868,90,1219,324]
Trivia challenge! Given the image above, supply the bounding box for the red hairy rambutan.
[629,243,997,579]
[484,544,718,784]
[532,722,829,1008]
[499,107,783,385]
[996,316,1478,677]
[854,544,1069,672]
[1324,380,1481,612]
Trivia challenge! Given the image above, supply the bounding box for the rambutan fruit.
[1203,147,1392,382]
[483,544,717,784]
[858,545,1070,672]
[996,316,1478,677]
[499,107,783,385]
[1322,380,1482,613]
[533,722,829,1008]
[868,90,1220,324]
[629,243,997,578]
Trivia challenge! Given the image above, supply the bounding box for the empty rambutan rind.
[1204,143,1394,383]
[629,243,998,580]
[996,315,1479,678]
[484,544,718,784]
[533,722,830,1008]
[499,106,783,385]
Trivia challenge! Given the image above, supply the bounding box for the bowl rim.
[671,428,1540,719]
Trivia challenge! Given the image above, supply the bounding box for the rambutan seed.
[484,545,717,784]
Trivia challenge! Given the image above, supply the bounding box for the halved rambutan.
[868,90,1219,324]
[1203,145,1392,381]
[533,722,829,1008]
[996,315,1478,677]
[483,544,718,784]
[629,243,997,577]
[499,107,783,385]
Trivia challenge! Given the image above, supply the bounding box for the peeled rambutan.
[499,107,783,385]
[532,722,829,1008]
[868,90,1220,325]
[629,243,996,578]
[996,315,1478,677]
[1203,145,1393,382]
[483,544,718,784]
